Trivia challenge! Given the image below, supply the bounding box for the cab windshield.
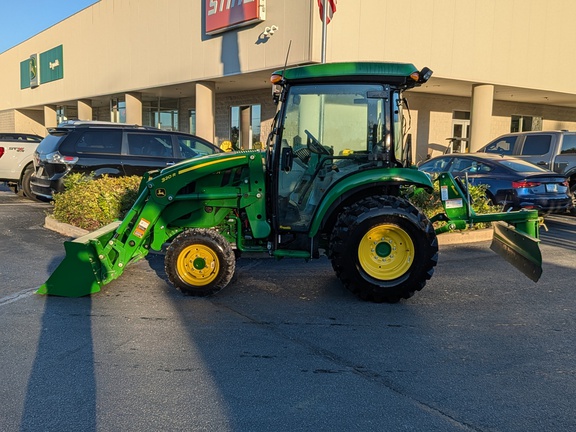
[279,83,388,157]
[275,83,394,231]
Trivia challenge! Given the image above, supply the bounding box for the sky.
[0,0,99,53]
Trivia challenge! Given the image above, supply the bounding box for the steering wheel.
[304,129,331,155]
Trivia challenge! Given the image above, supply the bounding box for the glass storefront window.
[110,99,126,123]
[57,105,78,124]
[230,104,261,149]
[143,99,179,131]
[230,106,240,148]
[511,115,542,133]
[189,110,196,135]
[252,104,261,147]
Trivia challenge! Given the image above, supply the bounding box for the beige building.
[1,0,576,163]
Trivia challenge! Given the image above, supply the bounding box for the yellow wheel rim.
[358,224,414,280]
[177,244,219,287]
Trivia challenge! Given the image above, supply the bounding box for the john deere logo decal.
[156,188,166,197]
[29,54,39,87]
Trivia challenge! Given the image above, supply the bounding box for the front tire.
[165,229,235,296]
[329,196,438,303]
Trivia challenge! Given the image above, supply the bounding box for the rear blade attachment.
[490,221,542,282]
[37,221,122,297]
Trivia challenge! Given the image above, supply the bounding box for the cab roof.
[274,62,420,86]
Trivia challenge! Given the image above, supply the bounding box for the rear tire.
[165,229,235,296]
[329,196,438,303]
[18,165,38,200]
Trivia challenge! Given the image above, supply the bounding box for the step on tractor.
[39,62,543,302]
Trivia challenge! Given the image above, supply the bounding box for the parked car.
[477,130,576,199]
[31,121,221,199]
[0,132,43,198]
[418,153,573,214]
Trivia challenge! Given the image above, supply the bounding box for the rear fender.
[309,167,433,236]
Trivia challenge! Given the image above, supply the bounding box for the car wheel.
[18,164,40,200]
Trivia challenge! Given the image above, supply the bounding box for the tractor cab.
[266,62,432,231]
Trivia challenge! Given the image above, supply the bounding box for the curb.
[44,215,493,246]
[44,215,89,238]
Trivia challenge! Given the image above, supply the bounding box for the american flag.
[318,0,337,24]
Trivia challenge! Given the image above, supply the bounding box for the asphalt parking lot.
[1,185,576,432]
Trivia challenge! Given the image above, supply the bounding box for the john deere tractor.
[39,62,543,302]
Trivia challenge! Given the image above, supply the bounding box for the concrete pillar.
[125,92,143,125]
[469,84,494,152]
[43,105,57,129]
[240,106,251,149]
[195,82,215,143]
[77,99,93,121]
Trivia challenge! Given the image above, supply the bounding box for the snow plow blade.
[490,221,542,282]
[37,221,122,297]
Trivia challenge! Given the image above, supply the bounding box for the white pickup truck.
[0,133,43,198]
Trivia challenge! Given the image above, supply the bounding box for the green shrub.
[52,174,141,230]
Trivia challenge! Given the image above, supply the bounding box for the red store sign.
[206,0,266,35]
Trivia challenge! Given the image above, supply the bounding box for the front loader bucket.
[490,222,542,282]
[37,221,121,297]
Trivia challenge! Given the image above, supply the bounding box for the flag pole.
[321,0,327,63]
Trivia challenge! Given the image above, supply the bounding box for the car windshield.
[498,159,549,173]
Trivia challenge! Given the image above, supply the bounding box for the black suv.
[31,121,220,199]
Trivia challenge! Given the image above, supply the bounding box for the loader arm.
[38,151,270,297]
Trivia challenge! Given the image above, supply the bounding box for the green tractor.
[39,62,543,302]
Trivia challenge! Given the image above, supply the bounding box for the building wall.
[0,110,15,133]
[407,93,471,160]
[15,109,46,136]
[1,0,575,153]
[493,101,576,132]
[407,93,576,162]
[5,0,576,111]
[323,0,576,96]
[0,0,313,111]
[214,88,276,147]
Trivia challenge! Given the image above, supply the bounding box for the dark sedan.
[418,153,573,214]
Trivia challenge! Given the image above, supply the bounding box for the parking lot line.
[0,287,37,306]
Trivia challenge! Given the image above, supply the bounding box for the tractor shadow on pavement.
[20,255,97,431]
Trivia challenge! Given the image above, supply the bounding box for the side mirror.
[281,146,294,172]
[418,67,433,83]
